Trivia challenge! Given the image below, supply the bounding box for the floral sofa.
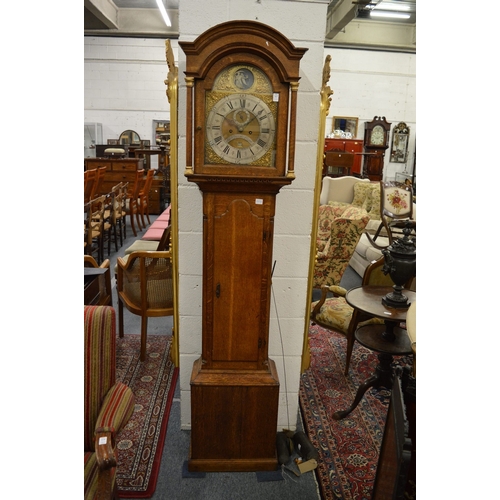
[319,176,416,277]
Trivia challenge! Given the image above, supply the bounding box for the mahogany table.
[332,285,415,420]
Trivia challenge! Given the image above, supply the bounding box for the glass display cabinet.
[84,123,102,158]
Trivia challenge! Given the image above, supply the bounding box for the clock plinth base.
[188,357,280,472]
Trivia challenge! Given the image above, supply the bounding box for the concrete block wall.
[84,37,180,147]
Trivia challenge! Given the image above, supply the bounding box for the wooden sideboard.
[84,157,144,196]
[324,138,363,176]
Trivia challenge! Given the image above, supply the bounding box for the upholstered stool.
[104,147,126,157]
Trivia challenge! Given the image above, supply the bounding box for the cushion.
[353,233,387,260]
[156,205,171,222]
[339,205,369,220]
[142,228,165,241]
[104,148,126,155]
[149,219,169,230]
[124,240,159,255]
[352,182,375,210]
[312,296,353,333]
[367,183,381,219]
[325,201,350,218]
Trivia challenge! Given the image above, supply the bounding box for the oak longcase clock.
[180,21,306,472]
[363,116,391,181]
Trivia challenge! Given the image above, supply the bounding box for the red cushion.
[156,206,171,221]
[142,228,164,241]
[150,220,169,230]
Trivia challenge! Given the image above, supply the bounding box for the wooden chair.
[138,169,155,227]
[84,305,135,500]
[101,191,116,256]
[126,169,145,237]
[84,195,106,264]
[91,166,107,199]
[366,180,415,249]
[116,181,128,244]
[117,250,174,361]
[84,168,97,204]
[371,373,412,500]
[311,256,413,375]
[84,255,112,306]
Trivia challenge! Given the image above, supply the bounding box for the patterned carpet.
[114,334,178,498]
[299,324,413,500]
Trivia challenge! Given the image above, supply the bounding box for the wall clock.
[180,21,307,472]
[363,116,391,181]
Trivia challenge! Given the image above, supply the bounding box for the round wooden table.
[332,285,415,420]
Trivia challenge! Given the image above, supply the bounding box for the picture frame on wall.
[390,122,410,163]
[332,116,358,138]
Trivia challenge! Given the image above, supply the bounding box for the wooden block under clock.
[188,357,280,472]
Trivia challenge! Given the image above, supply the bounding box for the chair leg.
[139,197,147,228]
[118,217,123,247]
[135,202,143,232]
[122,212,127,240]
[140,316,148,361]
[129,206,137,237]
[113,225,119,252]
[344,310,360,375]
[118,297,124,338]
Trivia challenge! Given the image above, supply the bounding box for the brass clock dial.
[370,125,385,146]
[205,64,277,167]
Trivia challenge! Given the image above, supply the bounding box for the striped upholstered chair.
[84,306,135,500]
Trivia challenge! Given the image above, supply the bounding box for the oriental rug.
[299,324,413,500]
[114,334,178,498]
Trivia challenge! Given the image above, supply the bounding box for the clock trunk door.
[205,193,273,370]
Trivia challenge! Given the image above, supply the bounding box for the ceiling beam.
[326,0,368,39]
[84,0,119,29]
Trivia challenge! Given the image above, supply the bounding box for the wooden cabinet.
[325,138,363,176]
[84,158,144,195]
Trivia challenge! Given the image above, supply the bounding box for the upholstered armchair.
[84,306,135,500]
[311,257,413,375]
[313,204,370,289]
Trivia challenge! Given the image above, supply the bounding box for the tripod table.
[333,285,415,420]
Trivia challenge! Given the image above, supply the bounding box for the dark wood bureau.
[84,157,144,195]
[324,138,363,176]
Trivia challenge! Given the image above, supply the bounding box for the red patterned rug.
[114,334,178,498]
[299,324,412,500]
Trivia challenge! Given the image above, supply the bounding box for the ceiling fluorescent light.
[374,3,411,12]
[156,0,172,27]
[370,11,411,19]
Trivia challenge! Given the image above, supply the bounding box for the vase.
[381,223,416,308]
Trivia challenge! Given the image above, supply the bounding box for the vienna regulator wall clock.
[363,116,391,181]
[180,20,307,472]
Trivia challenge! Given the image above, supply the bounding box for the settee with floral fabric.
[318,176,416,277]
